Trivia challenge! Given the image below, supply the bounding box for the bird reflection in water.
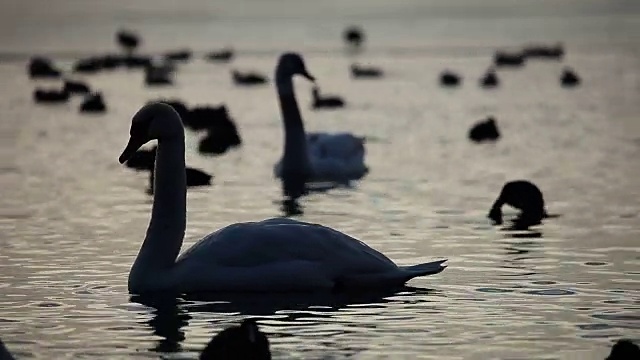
[130,286,436,357]
[278,182,346,217]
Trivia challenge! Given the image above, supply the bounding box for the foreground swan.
[118,101,447,293]
[273,53,369,194]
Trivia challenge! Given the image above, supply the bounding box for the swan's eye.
[130,116,151,138]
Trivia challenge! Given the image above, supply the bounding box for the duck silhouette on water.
[33,87,70,104]
[343,25,365,52]
[440,70,461,87]
[206,48,234,62]
[80,92,107,113]
[480,67,499,88]
[311,86,345,109]
[116,29,140,55]
[63,79,91,94]
[488,180,554,230]
[28,56,61,78]
[606,339,640,360]
[469,116,500,142]
[350,63,384,78]
[494,50,526,67]
[561,67,581,88]
[232,70,268,86]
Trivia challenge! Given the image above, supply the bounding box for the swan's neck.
[277,76,310,170]
[129,135,186,289]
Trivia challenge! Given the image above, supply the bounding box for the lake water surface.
[1,0,639,359]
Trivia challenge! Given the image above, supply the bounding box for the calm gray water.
[1,0,640,359]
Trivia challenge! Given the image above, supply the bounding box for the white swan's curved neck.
[130,135,186,289]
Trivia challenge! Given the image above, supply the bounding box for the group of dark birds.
[438,42,581,89]
[1,320,638,360]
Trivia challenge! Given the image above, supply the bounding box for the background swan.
[273,53,369,190]
[118,101,446,293]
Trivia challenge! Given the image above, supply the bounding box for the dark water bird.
[205,48,234,62]
[73,56,104,74]
[469,116,500,142]
[311,86,345,109]
[274,53,369,202]
[494,51,526,67]
[149,99,190,122]
[163,49,192,62]
[343,25,365,49]
[200,319,271,360]
[123,55,152,69]
[440,70,461,87]
[479,67,499,88]
[198,126,243,155]
[350,63,383,78]
[606,339,640,360]
[488,180,550,229]
[80,92,106,113]
[185,105,234,131]
[145,63,174,86]
[561,67,581,87]
[125,147,156,171]
[63,79,90,94]
[117,101,447,293]
[523,43,564,60]
[28,56,61,78]
[147,166,213,195]
[116,29,140,54]
[33,87,70,103]
[232,70,268,85]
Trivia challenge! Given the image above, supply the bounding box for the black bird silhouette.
[232,70,268,85]
[561,67,581,87]
[147,166,213,195]
[28,57,61,78]
[523,43,564,60]
[488,180,550,229]
[479,67,499,88]
[163,49,192,62]
[469,116,500,142]
[200,319,271,360]
[79,93,106,113]
[606,339,640,360]
[440,70,461,87]
[350,63,383,78]
[33,87,70,103]
[343,25,365,49]
[63,79,90,94]
[116,29,140,54]
[311,86,345,109]
[205,48,234,62]
[494,51,526,67]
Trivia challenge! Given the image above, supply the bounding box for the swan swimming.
[273,53,369,194]
[118,101,447,293]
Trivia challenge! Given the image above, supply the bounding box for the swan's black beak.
[301,69,315,82]
[119,136,146,164]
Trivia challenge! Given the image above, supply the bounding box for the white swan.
[117,103,447,293]
[273,54,369,193]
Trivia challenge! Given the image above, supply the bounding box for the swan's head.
[118,102,182,164]
[276,52,315,82]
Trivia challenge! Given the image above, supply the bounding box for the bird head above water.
[118,102,182,164]
[275,52,315,82]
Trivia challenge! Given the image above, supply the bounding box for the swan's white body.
[119,54,446,294]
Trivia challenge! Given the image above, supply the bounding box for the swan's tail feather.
[400,259,448,278]
[335,259,448,290]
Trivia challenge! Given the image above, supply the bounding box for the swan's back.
[176,218,397,273]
